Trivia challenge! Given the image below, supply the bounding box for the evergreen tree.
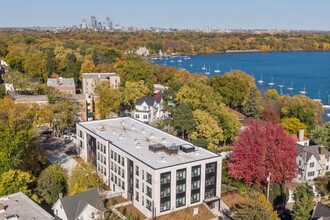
[292,185,314,220]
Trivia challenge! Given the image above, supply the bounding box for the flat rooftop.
[78,117,220,170]
[82,73,118,79]
[0,192,53,219]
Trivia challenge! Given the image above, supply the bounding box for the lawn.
[155,204,216,220]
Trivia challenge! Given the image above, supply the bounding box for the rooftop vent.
[150,133,154,139]
[161,138,167,143]
[98,123,105,131]
[112,129,117,135]
[131,124,136,130]
[194,147,200,155]
[135,142,141,148]
[179,144,195,153]
[161,157,166,163]
[121,120,126,126]
[119,134,124,140]
[141,129,146,134]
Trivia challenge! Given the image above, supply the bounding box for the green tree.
[170,103,195,139]
[190,109,223,150]
[122,80,150,111]
[23,48,48,79]
[0,169,35,196]
[37,164,68,205]
[94,80,121,119]
[310,123,330,148]
[68,163,101,195]
[292,185,314,220]
[234,191,279,220]
[242,87,261,117]
[281,117,307,135]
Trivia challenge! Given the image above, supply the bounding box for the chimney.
[298,129,304,142]
[0,203,5,213]
[319,146,323,155]
[58,192,63,199]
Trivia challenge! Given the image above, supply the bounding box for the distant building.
[0,192,53,219]
[106,17,113,30]
[52,188,104,220]
[81,19,88,29]
[134,96,164,124]
[91,16,97,29]
[76,117,222,219]
[296,129,330,181]
[82,73,120,94]
[47,77,76,95]
[136,47,150,56]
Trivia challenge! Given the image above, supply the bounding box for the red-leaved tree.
[228,120,297,188]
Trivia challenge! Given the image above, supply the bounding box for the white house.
[296,130,330,181]
[136,47,149,56]
[134,96,164,124]
[52,188,104,220]
[76,117,222,219]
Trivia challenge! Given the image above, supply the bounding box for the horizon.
[0,0,330,31]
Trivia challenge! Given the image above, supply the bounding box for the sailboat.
[313,90,322,102]
[204,66,210,75]
[287,81,294,91]
[214,64,220,73]
[258,75,264,84]
[268,76,274,87]
[299,85,307,95]
[323,95,330,108]
[201,65,206,71]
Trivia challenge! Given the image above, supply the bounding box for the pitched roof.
[296,144,330,162]
[58,188,104,220]
[312,203,330,220]
[136,96,157,106]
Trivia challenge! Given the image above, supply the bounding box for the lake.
[151,51,330,121]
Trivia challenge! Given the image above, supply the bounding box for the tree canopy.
[292,185,314,220]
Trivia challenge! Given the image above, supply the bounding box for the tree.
[234,191,279,220]
[292,185,314,220]
[94,80,121,119]
[310,123,330,148]
[23,48,48,79]
[228,121,297,188]
[281,117,307,135]
[37,164,68,205]
[260,107,280,123]
[170,103,196,139]
[190,109,223,150]
[242,88,261,117]
[122,80,149,111]
[68,163,101,195]
[0,169,35,196]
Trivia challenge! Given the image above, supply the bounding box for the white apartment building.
[82,73,120,94]
[76,117,222,218]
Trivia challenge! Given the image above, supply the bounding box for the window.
[147,186,152,198]
[103,156,106,165]
[122,181,125,190]
[111,150,113,159]
[135,178,139,189]
[118,155,121,164]
[143,106,147,111]
[142,170,144,179]
[205,189,215,198]
[103,145,106,154]
[160,172,171,184]
[310,162,315,168]
[136,165,139,176]
[176,184,186,193]
[206,162,216,173]
[114,152,117,161]
[147,173,152,184]
[146,199,152,211]
[299,161,301,166]
[135,114,140,119]
[143,115,148,119]
[115,176,117,184]
[160,200,170,212]
[192,180,200,190]
[191,192,200,203]
[114,164,117,172]
[160,187,170,198]
[142,196,144,205]
[135,191,139,201]
[327,166,329,171]
[111,162,113,170]
[79,130,83,138]
[308,171,315,177]
[121,158,124,166]
[176,196,186,208]
[111,173,114,181]
[176,169,186,180]
[142,183,144,193]
[205,176,215,186]
[192,166,201,177]
[122,168,125,178]
[118,168,121,176]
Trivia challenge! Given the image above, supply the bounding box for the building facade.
[134,96,164,124]
[76,117,222,218]
[82,73,120,94]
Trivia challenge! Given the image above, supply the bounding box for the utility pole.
[267,172,271,201]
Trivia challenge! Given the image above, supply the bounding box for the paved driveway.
[43,137,77,175]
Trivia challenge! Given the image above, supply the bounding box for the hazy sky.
[1,0,329,30]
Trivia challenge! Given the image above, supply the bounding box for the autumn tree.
[122,80,150,111]
[292,185,314,220]
[94,80,121,119]
[234,191,279,220]
[310,123,330,148]
[260,107,280,123]
[0,169,35,196]
[37,164,68,205]
[68,163,101,195]
[228,121,297,188]
[281,117,307,135]
[170,103,195,139]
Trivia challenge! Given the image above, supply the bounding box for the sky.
[1,0,330,30]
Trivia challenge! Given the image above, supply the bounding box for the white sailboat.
[287,81,294,91]
[313,90,322,102]
[323,95,330,108]
[202,65,206,71]
[205,66,210,75]
[268,76,274,87]
[258,75,264,84]
[214,64,220,73]
[299,85,307,95]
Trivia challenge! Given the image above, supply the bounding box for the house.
[296,129,330,181]
[136,47,149,56]
[47,77,76,95]
[82,73,120,94]
[312,202,330,220]
[0,192,53,219]
[76,117,222,219]
[134,96,164,124]
[52,188,104,220]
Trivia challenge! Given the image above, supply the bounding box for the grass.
[117,204,146,220]
[155,204,216,220]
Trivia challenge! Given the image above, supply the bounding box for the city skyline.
[0,0,330,30]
